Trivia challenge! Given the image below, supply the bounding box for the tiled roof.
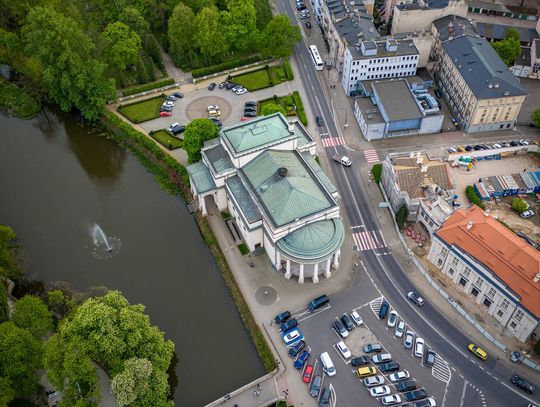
[436,205,540,318]
[186,161,216,194]
[393,155,452,198]
[241,150,335,228]
[225,176,261,224]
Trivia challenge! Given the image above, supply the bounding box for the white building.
[186,113,345,284]
[428,205,540,343]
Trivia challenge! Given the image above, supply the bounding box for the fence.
[115,82,181,104]
[192,58,274,84]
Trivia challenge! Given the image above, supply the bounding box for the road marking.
[364,149,380,163]
[432,355,452,383]
[296,305,332,323]
[459,380,469,407]
[352,230,386,252]
[369,296,384,317]
[321,136,345,147]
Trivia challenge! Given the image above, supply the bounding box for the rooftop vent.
[534,273,540,283]
[466,221,473,230]
[277,167,288,178]
[504,90,510,96]
[488,83,493,88]
[494,83,500,88]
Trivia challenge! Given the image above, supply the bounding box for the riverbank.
[0,78,41,119]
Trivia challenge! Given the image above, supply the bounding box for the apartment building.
[391,0,467,34]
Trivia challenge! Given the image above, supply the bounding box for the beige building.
[435,35,527,133]
[391,0,467,35]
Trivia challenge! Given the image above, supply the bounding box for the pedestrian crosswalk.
[321,136,345,148]
[364,149,380,163]
[352,229,386,252]
[432,355,452,383]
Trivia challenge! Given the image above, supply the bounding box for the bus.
[309,45,324,71]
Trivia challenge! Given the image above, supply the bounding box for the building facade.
[391,0,468,34]
[435,35,527,133]
[186,114,345,284]
[427,206,540,343]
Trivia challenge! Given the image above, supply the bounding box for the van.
[356,366,376,378]
[320,352,336,376]
[308,295,329,311]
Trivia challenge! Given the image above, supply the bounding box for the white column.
[200,196,207,216]
[313,263,319,283]
[325,257,332,278]
[332,249,340,268]
[285,260,292,279]
[298,263,305,284]
[276,251,282,270]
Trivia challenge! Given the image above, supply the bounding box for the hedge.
[292,90,308,126]
[122,77,175,97]
[283,59,294,80]
[396,204,408,230]
[192,55,261,78]
[465,185,485,209]
[371,163,382,184]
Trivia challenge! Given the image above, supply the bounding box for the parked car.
[309,375,322,397]
[170,125,185,135]
[520,210,535,219]
[281,328,303,346]
[288,340,306,358]
[163,101,175,107]
[389,370,410,382]
[350,310,363,326]
[407,291,425,306]
[160,105,173,112]
[208,109,221,117]
[492,143,502,148]
[519,139,530,145]
[244,111,257,118]
[356,366,377,378]
[379,301,389,319]
[207,105,219,111]
[364,375,385,387]
[319,388,330,407]
[404,389,427,402]
[232,85,243,92]
[333,319,348,338]
[397,380,417,392]
[370,386,391,397]
[413,397,437,407]
[305,21,312,29]
[166,95,176,101]
[468,344,487,360]
[280,318,298,332]
[387,310,398,328]
[225,82,237,90]
[465,146,473,151]
[395,320,405,338]
[511,375,534,393]
[172,92,184,98]
[351,356,370,367]
[300,13,310,20]
[316,115,324,126]
[274,310,291,324]
[381,394,402,406]
[244,106,257,112]
[296,2,306,10]
[168,122,180,132]
[159,111,172,117]
[372,353,392,364]
[379,361,400,373]
[236,88,248,95]
[208,82,216,91]
[218,81,227,88]
[404,331,414,349]
[244,101,257,107]
[303,365,314,383]
[425,349,436,367]
[364,343,382,353]
[447,147,457,153]
[336,340,351,358]
[510,140,519,146]
[341,313,355,331]
[414,338,425,358]
[294,350,310,369]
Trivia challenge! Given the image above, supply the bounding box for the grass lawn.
[232,64,289,91]
[150,129,183,150]
[119,95,164,123]
[257,91,308,126]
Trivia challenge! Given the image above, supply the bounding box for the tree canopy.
[221,0,258,52]
[168,3,196,68]
[100,22,141,71]
[491,35,521,66]
[511,198,528,213]
[532,106,540,128]
[0,224,22,281]
[258,15,301,59]
[261,103,286,116]
[12,294,53,339]
[193,6,229,65]
[183,118,219,163]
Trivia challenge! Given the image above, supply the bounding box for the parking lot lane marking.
[432,355,452,383]
[459,380,469,407]
[295,304,331,322]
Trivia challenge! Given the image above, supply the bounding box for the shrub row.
[192,55,261,78]
[465,185,485,209]
[292,90,308,126]
[396,204,408,230]
[371,163,382,184]
[283,59,294,80]
[121,77,175,97]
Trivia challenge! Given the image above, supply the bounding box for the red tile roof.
[436,206,540,318]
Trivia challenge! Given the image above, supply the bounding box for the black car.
[288,340,306,357]
[397,380,417,392]
[332,319,347,337]
[296,3,306,10]
[473,145,483,150]
[244,106,257,112]
[379,361,400,373]
[404,389,427,402]
[280,318,298,332]
[219,81,227,88]
[316,115,324,126]
[378,301,389,319]
[510,140,519,146]
[351,356,370,367]
[208,82,216,91]
[172,92,184,98]
[305,21,312,29]
[465,145,473,151]
[319,388,330,407]
[225,82,237,90]
[341,314,355,331]
[170,125,186,135]
[274,310,291,324]
[425,349,436,367]
[244,101,257,107]
[244,111,257,117]
[511,375,534,393]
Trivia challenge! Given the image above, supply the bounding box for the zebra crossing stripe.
[364,149,380,163]
[321,137,345,148]
[352,230,386,252]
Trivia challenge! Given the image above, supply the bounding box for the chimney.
[277,167,288,178]
[466,221,473,230]
[534,273,540,283]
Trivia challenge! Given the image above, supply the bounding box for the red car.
[302,365,314,383]
[240,116,251,122]
[160,111,172,117]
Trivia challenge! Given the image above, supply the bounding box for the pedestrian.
[256,391,260,397]
[253,390,257,397]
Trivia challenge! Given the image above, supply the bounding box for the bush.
[292,90,307,125]
[371,163,382,184]
[283,59,294,80]
[237,244,249,255]
[511,198,528,213]
[396,205,408,230]
[192,55,261,78]
[465,185,485,209]
[121,78,175,96]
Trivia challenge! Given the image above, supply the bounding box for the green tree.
[261,103,285,116]
[48,289,74,318]
[168,3,195,67]
[504,27,521,42]
[0,321,42,397]
[23,6,115,120]
[193,6,229,65]
[183,118,219,162]
[101,22,142,71]
[12,295,53,338]
[491,37,520,65]
[0,279,8,323]
[531,106,540,128]
[0,224,22,281]
[0,376,15,406]
[258,15,301,59]
[119,7,150,38]
[395,204,408,229]
[221,0,258,51]
[511,198,528,213]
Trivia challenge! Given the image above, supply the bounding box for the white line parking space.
[369,296,384,316]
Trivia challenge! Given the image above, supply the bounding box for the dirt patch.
[345,327,378,357]
[185,96,232,121]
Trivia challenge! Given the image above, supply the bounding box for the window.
[474,276,484,288]
[510,321,517,329]
[463,267,471,278]
[483,298,492,308]
[486,288,496,299]
[471,287,479,297]
[514,310,524,322]
[501,299,510,310]
[451,257,459,267]
[448,268,455,275]
[439,247,448,257]
[459,277,467,286]
[437,258,443,267]
[497,310,503,317]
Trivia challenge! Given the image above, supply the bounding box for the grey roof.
[476,22,539,43]
[396,0,450,11]
[204,143,234,175]
[326,0,346,19]
[301,152,338,195]
[433,15,477,42]
[186,161,216,194]
[240,150,336,228]
[335,16,379,47]
[349,38,419,60]
[225,176,261,224]
[442,36,527,99]
[372,80,423,122]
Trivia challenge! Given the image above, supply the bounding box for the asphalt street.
[278,0,540,406]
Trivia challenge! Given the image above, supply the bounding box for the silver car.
[404,330,414,349]
[395,320,405,338]
[309,375,322,397]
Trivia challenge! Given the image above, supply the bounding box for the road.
[278,0,540,406]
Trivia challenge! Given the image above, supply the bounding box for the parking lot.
[273,293,450,406]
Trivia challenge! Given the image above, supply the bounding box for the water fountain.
[91,223,121,259]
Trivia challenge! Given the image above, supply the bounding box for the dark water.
[0,108,264,406]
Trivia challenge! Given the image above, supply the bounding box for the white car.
[492,143,502,149]
[168,122,180,132]
[372,353,392,364]
[389,370,410,382]
[363,375,385,387]
[423,397,437,406]
[395,320,405,338]
[282,329,301,345]
[208,109,221,117]
[351,310,363,326]
[519,139,530,145]
[414,337,425,358]
[387,310,398,328]
[163,101,175,107]
[369,385,390,397]
[235,88,247,95]
[336,340,351,359]
[381,394,402,406]
[404,331,414,349]
[207,105,219,111]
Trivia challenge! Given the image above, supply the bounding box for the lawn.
[232,63,291,91]
[118,95,165,123]
[150,129,183,150]
[257,91,308,125]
